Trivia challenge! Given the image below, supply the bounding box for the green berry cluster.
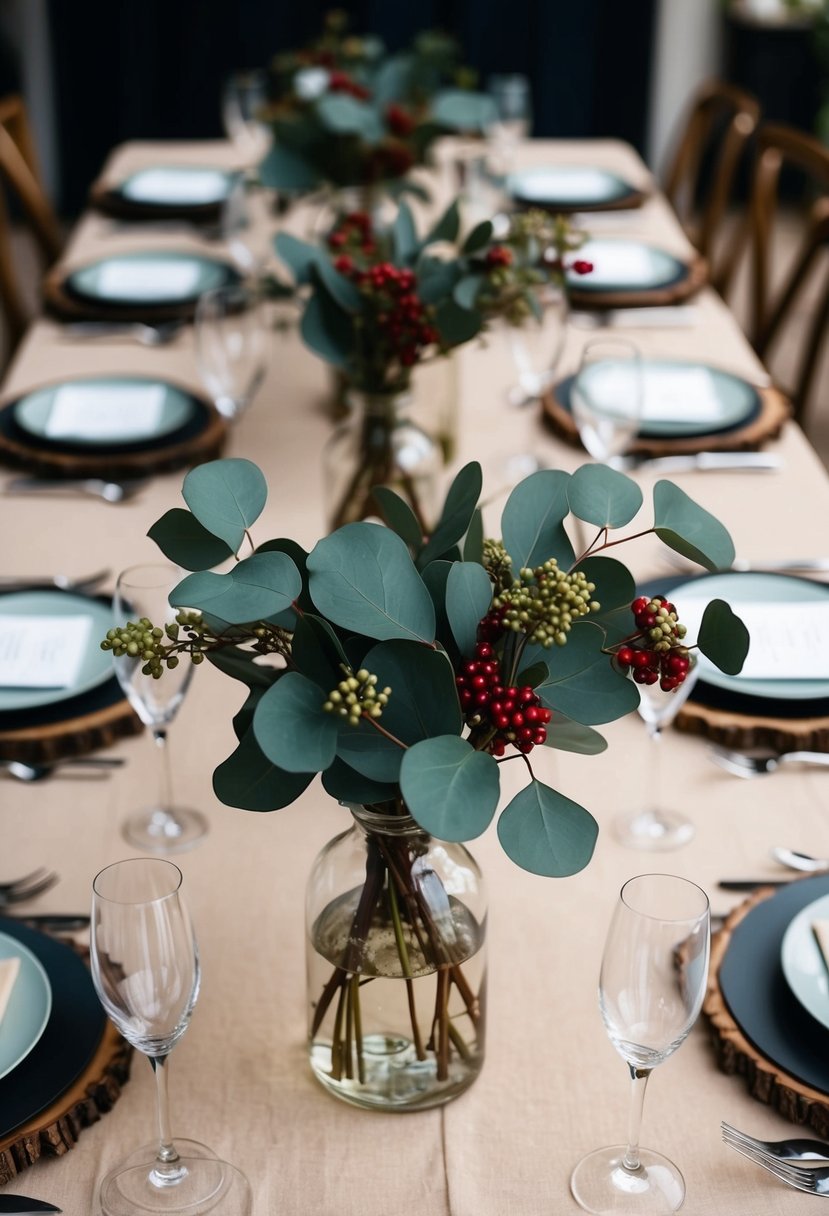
[322,667,391,727]
[493,560,599,648]
[103,615,189,678]
[481,538,513,593]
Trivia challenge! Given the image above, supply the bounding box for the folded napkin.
[0,956,20,1026]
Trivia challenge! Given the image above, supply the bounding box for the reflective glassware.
[571,338,643,466]
[195,283,268,423]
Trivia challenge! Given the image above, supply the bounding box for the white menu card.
[96,259,201,300]
[679,599,829,681]
[45,383,167,440]
[124,168,228,204]
[0,615,92,688]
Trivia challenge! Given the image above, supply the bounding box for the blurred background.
[0,0,826,216]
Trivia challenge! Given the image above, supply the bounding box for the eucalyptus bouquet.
[105,456,747,1102]
[260,13,494,197]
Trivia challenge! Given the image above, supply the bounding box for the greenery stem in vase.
[106,456,749,1111]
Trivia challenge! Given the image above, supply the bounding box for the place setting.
[0,578,141,762]
[88,163,242,223]
[0,373,227,480]
[505,163,649,213]
[542,338,791,461]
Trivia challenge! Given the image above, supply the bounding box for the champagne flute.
[504,282,569,407]
[220,177,274,280]
[570,873,710,1214]
[571,338,643,466]
[113,564,207,852]
[221,69,272,166]
[486,73,532,171]
[91,858,251,1215]
[614,654,701,850]
[195,283,268,422]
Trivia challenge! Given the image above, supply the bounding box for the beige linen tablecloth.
[3,139,829,1215]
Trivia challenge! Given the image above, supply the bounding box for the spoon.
[0,758,124,782]
[771,847,829,873]
[5,477,148,504]
[0,568,110,594]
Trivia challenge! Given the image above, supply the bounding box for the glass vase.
[306,805,487,1112]
[323,388,440,532]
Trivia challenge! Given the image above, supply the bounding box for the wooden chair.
[0,94,62,353]
[741,121,829,428]
[663,79,760,294]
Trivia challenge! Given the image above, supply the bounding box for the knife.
[718,879,793,891]
[7,914,90,931]
[0,1197,61,1213]
[570,306,700,329]
[618,451,782,474]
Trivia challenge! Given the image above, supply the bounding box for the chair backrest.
[0,94,62,355]
[663,79,760,293]
[745,121,829,427]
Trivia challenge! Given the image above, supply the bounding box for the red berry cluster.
[485,245,513,269]
[614,596,691,691]
[386,103,415,137]
[327,211,375,256]
[569,259,593,276]
[328,70,370,100]
[334,260,439,366]
[476,607,506,643]
[456,642,552,756]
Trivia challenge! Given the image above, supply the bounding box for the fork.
[61,320,184,346]
[5,477,147,504]
[0,568,110,594]
[722,1136,829,1195]
[721,1120,829,1161]
[0,869,58,903]
[0,867,55,894]
[708,745,829,777]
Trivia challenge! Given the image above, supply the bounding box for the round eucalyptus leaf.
[322,758,398,807]
[213,728,313,811]
[315,93,384,141]
[446,561,493,657]
[653,480,735,572]
[147,508,233,572]
[497,780,599,876]
[182,458,268,553]
[697,598,749,675]
[308,523,436,643]
[527,625,640,724]
[545,715,607,755]
[568,463,643,529]
[170,551,301,624]
[253,671,338,774]
[300,288,354,368]
[362,639,462,742]
[418,461,482,567]
[273,232,321,285]
[502,469,574,571]
[400,735,500,841]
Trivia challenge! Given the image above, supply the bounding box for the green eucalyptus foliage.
[142,456,749,879]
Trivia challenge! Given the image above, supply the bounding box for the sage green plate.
[66,250,235,307]
[781,893,829,1031]
[0,590,113,711]
[0,931,52,1081]
[13,376,196,447]
[507,165,635,208]
[667,571,829,701]
[119,165,237,207]
[564,238,687,292]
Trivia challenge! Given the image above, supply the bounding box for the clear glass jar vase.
[323,388,441,532]
[306,805,487,1112]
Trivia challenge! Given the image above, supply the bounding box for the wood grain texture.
[0,1021,132,1185]
[704,886,829,1134]
[676,699,829,752]
[0,696,143,762]
[542,381,791,458]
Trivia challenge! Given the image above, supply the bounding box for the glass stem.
[153,727,173,813]
[623,1064,652,1171]
[149,1054,179,1167]
[648,725,662,815]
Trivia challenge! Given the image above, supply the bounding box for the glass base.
[309,1034,483,1112]
[570,1145,686,1214]
[99,1153,251,1215]
[613,809,694,852]
[122,807,208,855]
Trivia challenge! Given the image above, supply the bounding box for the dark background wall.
[41,0,657,215]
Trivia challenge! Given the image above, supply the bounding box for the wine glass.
[113,564,207,853]
[195,283,268,422]
[91,858,251,1215]
[614,654,701,850]
[486,73,532,171]
[504,282,569,407]
[571,338,643,466]
[221,69,272,166]
[570,873,710,1214]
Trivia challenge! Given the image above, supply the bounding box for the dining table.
[2,132,829,1215]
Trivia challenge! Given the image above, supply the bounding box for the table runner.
[2,138,829,1214]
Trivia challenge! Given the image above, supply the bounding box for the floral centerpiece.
[260,11,494,202]
[104,456,748,1109]
[273,200,593,527]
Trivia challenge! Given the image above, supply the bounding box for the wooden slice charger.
[676,699,829,753]
[567,251,708,310]
[542,380,791,458]
[0,1021,132,1184]
[512,185,649,214]
[704,886,829,1135]
[0,691,142,764]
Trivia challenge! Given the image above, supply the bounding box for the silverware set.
[0,757,124,782]
[709,745,829,778]
[722,1121,829,1195]
[4,476,148,503]
[60,319,185,346]
[0,567,110,594]
[0,869,89,933]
